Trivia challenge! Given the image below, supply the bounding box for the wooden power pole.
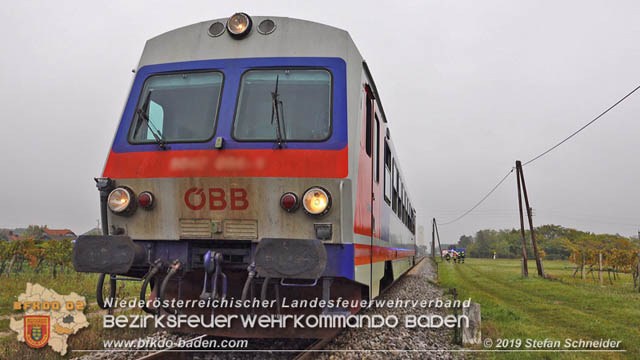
[431,219,436,259]
[516,161,544,277]
[433,218,443,259]
[516,161,529,278]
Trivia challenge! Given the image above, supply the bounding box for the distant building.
[42,229,77,241]
[0,229,20,241]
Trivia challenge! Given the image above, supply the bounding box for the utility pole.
[516,161,544,277]
[516,161,529,278]
[431,221,436,259]
[433,218,443,259]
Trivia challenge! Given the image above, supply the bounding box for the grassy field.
[437,258,640,359]
[0,307,157,360]
[0,268,151,359]
[0,268,140,316]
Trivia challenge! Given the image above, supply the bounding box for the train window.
[383,141,391,204]
[365,92,372,157]
[130,71,223,144]
[398,181,403,218]
[374,115,380,183]
[403,191,407,224]
[391,160,397,213]
[398,182,404,220]
[404,193,407,224]
[233,69,331,141]
[395,168,400,214]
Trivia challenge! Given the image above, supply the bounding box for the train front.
[72,14,363,337]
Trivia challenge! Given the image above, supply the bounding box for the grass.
[0,267,146,358]
[437,258,640,359]
[0,307,157,360]
[0,267,140,317]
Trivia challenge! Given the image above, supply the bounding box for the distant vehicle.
[442,248,466,263]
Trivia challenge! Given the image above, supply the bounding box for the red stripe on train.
[103,148,348,179]
[353,243,415,266]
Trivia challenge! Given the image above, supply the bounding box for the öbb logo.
[184,187,249,211]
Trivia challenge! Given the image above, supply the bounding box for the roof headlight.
[302,187,331,216]
[227,12,252,38]
[108,187,136,215]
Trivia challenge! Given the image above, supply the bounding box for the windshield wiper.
[270,76,287,149]
[134,91,168,150]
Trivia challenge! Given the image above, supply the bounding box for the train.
[73,13,417,338]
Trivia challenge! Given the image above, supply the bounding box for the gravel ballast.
[318,258,465,360]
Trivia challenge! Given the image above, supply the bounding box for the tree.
[23,225,47,241]
[43,239,73,278]
[458,235,473,248]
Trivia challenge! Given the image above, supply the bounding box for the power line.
[437,168,514,226]
[435,81,640,226]
[523,83,640,166]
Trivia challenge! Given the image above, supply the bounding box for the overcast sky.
[1,1,639,244]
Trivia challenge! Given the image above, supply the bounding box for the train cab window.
[233,69,331,141]
[383,141,391,204]
[130,71,223,144]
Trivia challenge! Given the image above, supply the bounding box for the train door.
[364,85,378,298]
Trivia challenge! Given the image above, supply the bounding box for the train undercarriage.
[73,235,365,338]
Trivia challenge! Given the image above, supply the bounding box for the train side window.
[406,199,409,225]
[403,192,407,224]
[398,182,403,218]
[398,182,402,218]
[365,91,372,157]
[404,196,408,225]
[383,141,391,204]
[395,168,400,215]
[404,192,407,224]
[374,115,380,183]
[401,190,404,223]
[392,160,397,213]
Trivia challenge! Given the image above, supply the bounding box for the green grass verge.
[0,268,140,317]
[437,258,640,360]
[0,307,156,359]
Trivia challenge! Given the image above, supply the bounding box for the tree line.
[455,224,639,261]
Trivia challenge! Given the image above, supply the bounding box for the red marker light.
[138,191,154,209]
[280,192,299,212]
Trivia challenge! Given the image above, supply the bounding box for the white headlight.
[302,187,331,216]
[227,13,252,38]
[108,187,134,214]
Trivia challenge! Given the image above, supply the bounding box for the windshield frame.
[127,70,225,145]
[231,67,334,143]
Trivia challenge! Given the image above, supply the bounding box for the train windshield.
[233,69,332,141]
[129,71,223,144]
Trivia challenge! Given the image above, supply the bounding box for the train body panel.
[107,177,349,243]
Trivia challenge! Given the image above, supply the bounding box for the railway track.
[135,258,426,360]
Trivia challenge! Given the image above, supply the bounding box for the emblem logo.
[24,315,50,348]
